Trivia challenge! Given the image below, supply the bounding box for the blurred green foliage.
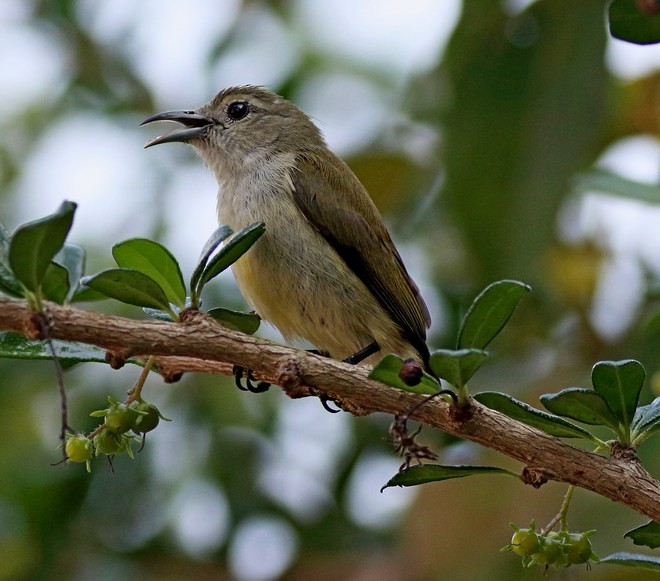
[1,0,659,579]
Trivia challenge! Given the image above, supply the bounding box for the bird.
[142,85,431,373]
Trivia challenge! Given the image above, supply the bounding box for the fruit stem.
[543,484,576,534]
[126,355,156,404]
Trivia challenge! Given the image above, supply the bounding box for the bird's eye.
[227,101,249,121]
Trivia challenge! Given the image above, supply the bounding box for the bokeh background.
[1,0,659,579]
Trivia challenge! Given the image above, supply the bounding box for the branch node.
[162,369,184,383]
[449,398,475,423]
[521,466,549,489]
[26,311,48,340]
[276,357,304,390]
[610,441,638,462]
[105,350,128,369]
[178,307,199,323]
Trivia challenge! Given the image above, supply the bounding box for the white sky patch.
[159,162,219,271]
[77,0,241,107]
[0,23,70,121]
[294,0,461,76]
[228,516,298,581]
[258,398,349,520]
[11,114,158,245]
[596,135,660,184]
[346,451,415,529]
[169,478,230,558]
[558,135,660,340]
[606,36,660,81]
[295,73,390,155]
[210,7,299,90]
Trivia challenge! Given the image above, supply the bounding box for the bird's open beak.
[141,110,215,148]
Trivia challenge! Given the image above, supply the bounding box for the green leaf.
[113,238,186,308]
[207,307,261,335]
[429,348,487,388]
[196,222,266,295]
[592,360,644,432]
[190,225,233,296]
[70,285,107,303]
[601,552,660,571]
[540,388,621,431]
[608,0,660,45]
[82,268,173,312]
[631,397,660,444]
[0,222,23,297]
[8,200,77,292]
[457,280,530,350]
[0,331,108,363]
[624,521,660,549]
[41,261,70,304]
[368,353,440,395]
[54,243,86,302]
[143,307,176,322]
[475,391,595,439]
[382,464,517,490]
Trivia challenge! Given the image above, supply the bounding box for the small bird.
[142,86,431,370]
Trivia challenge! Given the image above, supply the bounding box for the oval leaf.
[601,552,660,571]
[207,307,261,335]
[82,268,172,311]
[631,397,660,444]
[368,353,440,395]
[457,280,530,350]
[540,388,621,431]
[190,225,234,295]
[54,243,86,302]
[624,521,660,549]
[42,261,70,304]
[429,348,488,388]
[592,360,644,431]
[475,391,595,439]
[197,222,266,294]
[143,307,176,322]
[113,238,186,308]
[9,200,77,292]
[382,464,517,490]
[71,285,107,303]
[0,331,109,363]
[0,222,23,297]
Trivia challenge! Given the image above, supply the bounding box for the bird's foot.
[233,365,270,393]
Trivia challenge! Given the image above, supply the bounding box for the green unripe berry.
[131,401,161,434]
[65,435,93,463]
[565,532,593,564]
[105,402,139,434]
[531,534,563,566]
[94,430,123,455]
[510,528,541,557]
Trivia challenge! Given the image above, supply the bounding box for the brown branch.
[1,297,659,520]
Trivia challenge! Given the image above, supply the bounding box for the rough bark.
[1,297,658,520]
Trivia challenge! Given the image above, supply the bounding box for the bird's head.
[142,86,324,171]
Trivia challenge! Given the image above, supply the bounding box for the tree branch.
[1,297,658,520]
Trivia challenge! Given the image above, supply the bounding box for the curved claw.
[307,387,341,413]
[320,394,341,413]
[233,365,270,393]
[233,365,249,391]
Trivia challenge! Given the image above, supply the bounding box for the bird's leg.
[232,365,270,393]
[343,340,380,365]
